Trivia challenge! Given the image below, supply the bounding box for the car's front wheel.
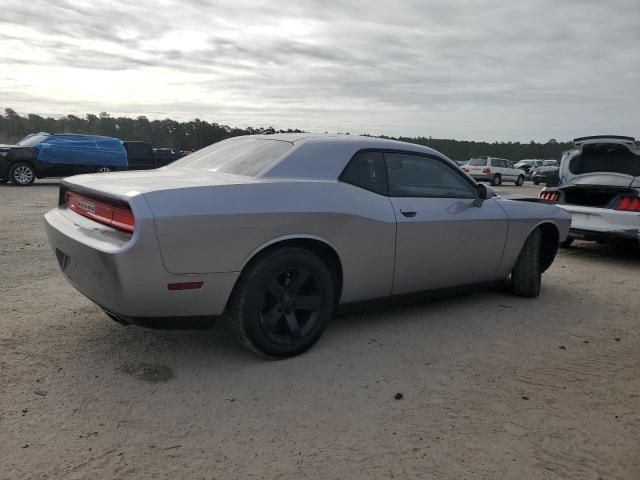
[510,228,542,297]
[97,166,112,173]
[9,162,35,186]
[515,175,524,186]
[227,247,335,358]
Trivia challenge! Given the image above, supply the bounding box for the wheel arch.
[233,235,344,305]
[10,159,38,174]
[9,160,39,182]
[528,221,560,272]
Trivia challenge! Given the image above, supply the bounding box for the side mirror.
[474,183,489,207]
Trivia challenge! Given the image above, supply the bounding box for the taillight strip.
[616,196,640,212]
[65,191,135,233]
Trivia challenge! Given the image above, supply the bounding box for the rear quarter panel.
[144,181,398,303]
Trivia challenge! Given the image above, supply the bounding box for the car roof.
[250,134,450,180]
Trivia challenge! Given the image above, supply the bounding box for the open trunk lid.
[559,136,640,189]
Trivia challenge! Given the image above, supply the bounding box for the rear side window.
[340,151,388,195]
[171,137,293,177]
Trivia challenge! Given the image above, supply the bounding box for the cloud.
[1,0,639,140]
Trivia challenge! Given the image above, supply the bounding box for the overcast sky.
[1,0,638,141]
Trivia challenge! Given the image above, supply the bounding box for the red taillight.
[539,191,559,202]
[65,191,135,233]
[616,196,640,212]
[482,168,491,174]
[463,167,469,172]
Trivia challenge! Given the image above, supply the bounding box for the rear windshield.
[169,137,293,177]
[17,132,50,147]
[468,158,487,166]
[569,143,640,177]
[543,160,558,166]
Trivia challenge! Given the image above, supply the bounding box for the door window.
[385,153,476,199]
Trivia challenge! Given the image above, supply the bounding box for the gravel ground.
[1,180,639,479]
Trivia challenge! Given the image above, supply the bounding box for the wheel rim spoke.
[293,295,321,311]
[287,269,309,294]
[284,311,301,339]
[266,278,287,299]
[261,306,282,331]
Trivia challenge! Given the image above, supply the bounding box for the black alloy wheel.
[259,267,322,346]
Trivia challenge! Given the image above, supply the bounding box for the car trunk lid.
[559,138,640,189]
[61,167,259,202]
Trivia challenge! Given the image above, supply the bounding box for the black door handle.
[400,210,416,218]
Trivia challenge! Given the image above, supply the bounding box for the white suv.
[464,157,525,186]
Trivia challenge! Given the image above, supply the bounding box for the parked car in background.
[463,156,525,186]
[531,160,560,186]
[515,159,545,179]
[455,160,468,168]
[0,133,127,185]
[153,148,183,166]
[539,135,640,248]
[122,141,155,170]
[45,134,570,357]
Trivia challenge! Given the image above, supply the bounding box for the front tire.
[97,166,112,173]
[515,175,524,186]
[226,247,335,358]
[511,228,542,297]
[9,162,35,186]
[491,174,502,186]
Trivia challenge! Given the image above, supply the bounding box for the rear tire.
[226,247,335,358]
[97,166,112,173]
[491,174,502,186]
[9,162,35,186]
[511,228,542,297]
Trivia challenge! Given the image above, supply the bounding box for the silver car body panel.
[45,134,571,319]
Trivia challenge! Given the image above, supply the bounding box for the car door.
[498,159,511,180]
[385,152,509,295]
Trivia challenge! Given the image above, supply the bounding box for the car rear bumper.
[556,204,640,240]
[469,174,491,181]
[44,207,239,320]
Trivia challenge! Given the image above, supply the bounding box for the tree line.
[1,108,572,160]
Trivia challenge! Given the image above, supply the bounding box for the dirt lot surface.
[1,180,639,479]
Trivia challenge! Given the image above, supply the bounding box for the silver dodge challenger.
[45,134,571,357]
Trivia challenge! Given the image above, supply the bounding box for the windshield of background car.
[569,143,640,177]
[468,158,487,166]
[16,133,49,147]
[543,160,557,166]
[169,138,293,177]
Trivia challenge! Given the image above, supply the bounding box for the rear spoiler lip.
[572,135,636,145]
[60,178,134,209]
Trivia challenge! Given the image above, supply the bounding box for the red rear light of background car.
[616,196,640,212]
[463,167,469,172]
[482,168,491,174]
[65,191,135,233]
[538,191,559,202]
